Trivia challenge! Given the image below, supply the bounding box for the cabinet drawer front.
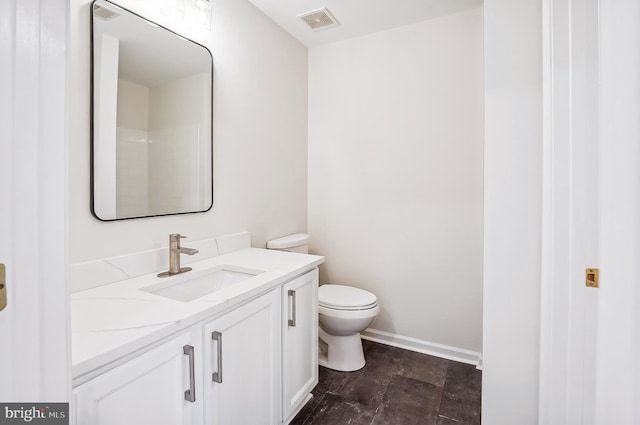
[74,332,198,425]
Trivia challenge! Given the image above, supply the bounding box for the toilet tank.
[266,233,309,254]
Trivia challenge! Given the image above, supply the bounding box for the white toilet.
[317,284,379,372]
[267,233,380,372]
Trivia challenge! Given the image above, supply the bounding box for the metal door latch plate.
[586,268,599,288]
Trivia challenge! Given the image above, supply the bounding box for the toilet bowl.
[318,284,379,372]
[266,234,380,372]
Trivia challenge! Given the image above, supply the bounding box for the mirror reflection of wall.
[91,0,213,221]
[115,73,210,218]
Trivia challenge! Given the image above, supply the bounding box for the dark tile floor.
[290,340,482,425]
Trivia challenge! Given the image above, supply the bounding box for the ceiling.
[246,0,483,48]
[94,0,211,87]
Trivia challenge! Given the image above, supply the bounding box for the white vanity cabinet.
[72,266,320,425]
[74,330,203,425]
[202,289,281,425]
[281,269,319,423]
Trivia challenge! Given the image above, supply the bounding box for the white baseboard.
[360,328,483,369]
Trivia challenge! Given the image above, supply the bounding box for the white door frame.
[0,0,71,402]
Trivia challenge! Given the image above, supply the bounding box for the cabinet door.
[282,269,319,422]
[203,290,281,425]
[75,331,202,425]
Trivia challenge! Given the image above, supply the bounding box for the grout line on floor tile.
[434,362,450,419]
[367,405,382,425]
[439,414,463,423]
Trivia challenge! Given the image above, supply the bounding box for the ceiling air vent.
[93,3,121,21]
[298,8,340,31]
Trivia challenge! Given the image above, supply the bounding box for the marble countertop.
[71,247,324,382]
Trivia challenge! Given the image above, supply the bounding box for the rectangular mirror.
[91,0,213,221]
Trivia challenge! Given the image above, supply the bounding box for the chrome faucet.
[158,234,199,277]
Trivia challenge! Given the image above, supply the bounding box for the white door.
[203,290,281,425]
[282,270,318,423]
[74,332,202,425]
[540,0,640,423]
[0,0,70,402]
[594,0,640,423]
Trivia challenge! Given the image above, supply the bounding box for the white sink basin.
[141,266,263,302]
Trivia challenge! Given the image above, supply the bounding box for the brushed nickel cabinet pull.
[288,289,297,327]
[183,344,196,402]
[211,331,223,383]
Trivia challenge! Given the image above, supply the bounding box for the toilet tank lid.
[266,233,309,249]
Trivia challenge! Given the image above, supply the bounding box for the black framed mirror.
[91,0,213,221]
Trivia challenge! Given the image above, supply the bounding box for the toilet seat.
[319,284,378,311]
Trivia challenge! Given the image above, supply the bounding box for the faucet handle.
[169,233,188,241]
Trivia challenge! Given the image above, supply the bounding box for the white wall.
[116,79,149,218]
[148,73,209,215]
[483,0,542,423]
[117,79,149,131]
[308,8,484,353]
[93,33,119,219]
[69,0,308,262]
